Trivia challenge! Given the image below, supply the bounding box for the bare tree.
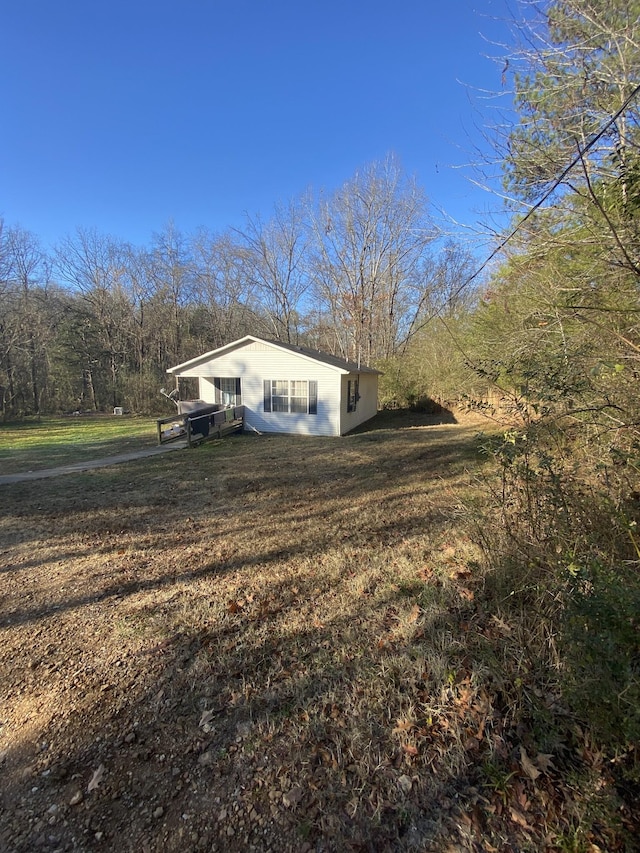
[235,198,312,343]
[308,155,438,365]
[0,225,55,415]
[6,226,51,413]
[189,228,259,348]
[54,228,132,409]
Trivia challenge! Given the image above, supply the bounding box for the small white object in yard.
[199,709,216,728]
[113,407,123,415]
[87,763,105,792]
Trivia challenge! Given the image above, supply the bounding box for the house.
[166,335,381,437]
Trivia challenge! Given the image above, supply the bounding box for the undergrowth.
[472,417,640,849]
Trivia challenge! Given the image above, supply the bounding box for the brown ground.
[0,411,636,852]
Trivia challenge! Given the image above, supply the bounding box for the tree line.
[0,155,477,418]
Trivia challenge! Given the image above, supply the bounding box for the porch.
[157,403,245,448]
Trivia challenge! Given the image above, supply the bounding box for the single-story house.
[166,335,381,437]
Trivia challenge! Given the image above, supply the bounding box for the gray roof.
[266,340,381,374]
[167,335,382,375]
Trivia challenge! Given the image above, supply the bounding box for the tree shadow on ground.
[6,416,629,851]
[350,404,459,435]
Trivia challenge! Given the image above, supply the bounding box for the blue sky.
[2,0,515,250]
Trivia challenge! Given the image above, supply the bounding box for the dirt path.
[0,441,188,485]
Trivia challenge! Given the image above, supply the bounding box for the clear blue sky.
[2,0,515,250]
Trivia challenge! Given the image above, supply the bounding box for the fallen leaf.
[392,718,414,734]
[87,764,105,792]
[199,709,216,728]
[509,807,533,830]
[534,752,555,774]
[282,786,304,808]
[452,567,472,580]
[490,615,512,636]
[406,604,420,623]
[519,746,541,781]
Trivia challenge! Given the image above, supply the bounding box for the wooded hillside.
[0,155,479,418]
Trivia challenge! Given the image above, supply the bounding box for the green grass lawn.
[0,415,158,474]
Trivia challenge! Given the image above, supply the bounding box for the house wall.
[339,371,379,435]
[191,341,342,436]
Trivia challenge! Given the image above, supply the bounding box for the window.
[271,380,290,412]
[347,378,359,413]
[214,377,241,406]
[290,380,308,413]
[264,380,317,415]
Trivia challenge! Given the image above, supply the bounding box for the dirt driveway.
[0,441,187,485]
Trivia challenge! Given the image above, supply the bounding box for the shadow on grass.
[3,416,556,852]
[349,405,458,435]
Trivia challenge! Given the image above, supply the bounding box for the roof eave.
[166,335,259,374]
[166,335,382,376]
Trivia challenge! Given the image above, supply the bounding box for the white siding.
[174,339,380,437]
[193,344,342,436]
[339,371,379,435]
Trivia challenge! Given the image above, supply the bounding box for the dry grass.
[0,411,635,852]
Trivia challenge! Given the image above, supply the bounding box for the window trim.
[263,379,317,415]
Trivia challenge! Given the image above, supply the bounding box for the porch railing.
[157,404,245,447]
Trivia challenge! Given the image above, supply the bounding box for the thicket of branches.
[0,156,479,418]
[462,0,640,764]
[373,3,640,804]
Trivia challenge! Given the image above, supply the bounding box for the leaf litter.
[0,413,636,852]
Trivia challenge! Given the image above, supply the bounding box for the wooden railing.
[157,405,245,447]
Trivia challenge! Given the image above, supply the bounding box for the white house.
[166,335,381,437]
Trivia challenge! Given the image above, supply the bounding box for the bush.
[479,424,640,752]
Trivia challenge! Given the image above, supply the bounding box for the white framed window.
[272,380,290,412]
[264,380,318,414]
[290,380,309,413]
